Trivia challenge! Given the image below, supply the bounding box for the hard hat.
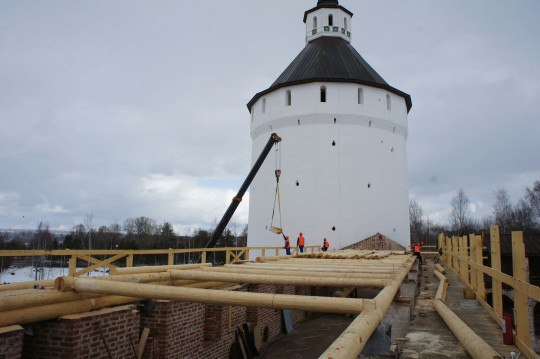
[286,236,289,239]
[300,232,303,236]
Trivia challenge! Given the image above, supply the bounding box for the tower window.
[262,98,266,113]
[286,90,291,106]
[313,16,317,29]
[320,86,327,103]
[386,94,391,110]
[344,17,347,30]
[358,88,364,104]
[328,14,333,26]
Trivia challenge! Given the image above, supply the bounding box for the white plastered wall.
[247,82,410,250]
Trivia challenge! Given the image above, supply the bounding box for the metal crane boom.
[203,133,281,250]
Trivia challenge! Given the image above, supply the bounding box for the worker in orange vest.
[412,242,424,264]
[297,232,305,253]
[322,238,329,251]
[282,233,291,255]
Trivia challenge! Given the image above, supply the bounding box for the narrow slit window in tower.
[262,98,266,113]
[313,17,317,29]
[328,14,333,26]
[358,88,364,104]
[320,86,327,102]
[297,119,301,126]
[344,17,347,30]
[334,118,336,124]
[296,180,299,186]
[369,120,372,127]
[286,90,291,106]
[386,94,391,110]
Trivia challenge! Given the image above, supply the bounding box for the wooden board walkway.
[401,259,519,358]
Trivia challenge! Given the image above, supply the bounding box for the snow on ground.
[0,266,109,284]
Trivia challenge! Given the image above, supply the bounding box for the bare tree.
[493,188,513,234]
[512,199,536,233]
[526,181,540,223]
[409,199,424,244]
[123,216,157,248]
[84,213,94,250]
[450,188,471,235]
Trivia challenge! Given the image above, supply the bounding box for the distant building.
[246,0,412,249]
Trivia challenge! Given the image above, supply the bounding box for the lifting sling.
[269,143,283,234]
[269,169,282,234]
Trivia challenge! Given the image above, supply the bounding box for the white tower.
[246,0,412,250]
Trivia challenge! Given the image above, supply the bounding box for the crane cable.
[270,142,282,234]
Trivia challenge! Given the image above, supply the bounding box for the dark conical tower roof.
[247,37,412,112]
[317,0,339,5]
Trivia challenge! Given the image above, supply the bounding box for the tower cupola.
[304,0,353,43]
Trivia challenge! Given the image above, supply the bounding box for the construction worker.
[412,242,424,264]
[282,233,291,255]
[297,232,305,253]
[322,238,329,252]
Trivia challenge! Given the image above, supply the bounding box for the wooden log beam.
[433,299,500,359]
[0,279,56,292]
[66,277,376,314]
[432,267,501,359]
[225,263,398,274]
[237,262,405,272]
[434,264,446,274]
[0,294,141,327]
[168,269,390,288]
[110,263,211,275]
[203,267,394,279]
[320,257,415,358]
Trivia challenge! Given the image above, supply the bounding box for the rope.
[270,142,282,233]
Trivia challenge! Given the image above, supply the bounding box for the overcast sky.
[1,0,539,234]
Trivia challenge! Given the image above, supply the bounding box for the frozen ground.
[0,266,109,284]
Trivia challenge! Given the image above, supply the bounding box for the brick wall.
[139,300,205,359]
[0,325,24,359]
[139,287,250,359]
[342,233,405,251]
[22,305,139,359]
[247,284,284,345]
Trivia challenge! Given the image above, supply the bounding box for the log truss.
[0,249,415,358]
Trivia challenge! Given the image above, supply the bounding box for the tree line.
[0,218,247,268]
[410,180,540,246]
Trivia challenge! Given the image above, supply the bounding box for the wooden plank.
[512,232,530,347]
[138,328,150,359]
[446,236,452,266]
[462,236,469,285]
[459,236,466,282]
[74,254,126,277]
[490,225,503,320]
[469,235,477,291]
[516,337,540,359]
[69,255,77,276]
[452,236,459,272]
[168,249,174,265]
[474,235,486,300]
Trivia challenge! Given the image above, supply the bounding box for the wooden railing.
[439,225,540,359]
[0,245,321,278]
